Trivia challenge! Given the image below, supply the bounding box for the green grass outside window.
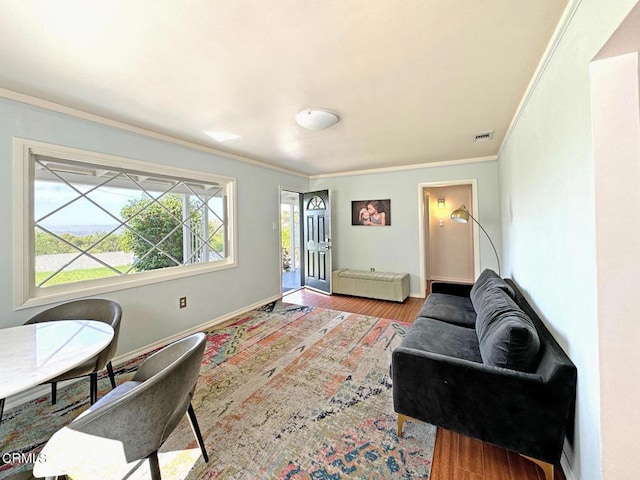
[36,265,130,287]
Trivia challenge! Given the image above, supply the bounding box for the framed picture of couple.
[351,199,391,226]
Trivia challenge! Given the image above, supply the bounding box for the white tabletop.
[0,320,114,399]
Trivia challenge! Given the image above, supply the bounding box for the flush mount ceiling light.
[295,109,340,130]
[204,131,241,142]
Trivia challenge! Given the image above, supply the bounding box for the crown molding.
[0,88,309,179]
[0,87,499,180]
[310,155,497,179]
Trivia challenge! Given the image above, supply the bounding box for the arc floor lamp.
[450,205,501,276]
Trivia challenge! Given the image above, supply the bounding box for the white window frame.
[13,138,238,309]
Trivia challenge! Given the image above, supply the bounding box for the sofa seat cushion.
[402,317,482,363]
[418,293,476,328]
[475,289,540,371]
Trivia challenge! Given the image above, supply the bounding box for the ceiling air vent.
[473,130,494,142]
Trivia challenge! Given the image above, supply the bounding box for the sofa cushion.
[402,317,483,363]
[418,293,476,328]
[470,269,514,311]
[475,289,540,371]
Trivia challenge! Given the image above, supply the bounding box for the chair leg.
[187,403,209,462]
[106,361,117,389]
[51,382,57,405]
[90,373,98,404]
[148,451,162,480]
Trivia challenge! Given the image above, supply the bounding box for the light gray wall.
[0,97,308,355]
[497,1,638,479]
[310,160,500,296]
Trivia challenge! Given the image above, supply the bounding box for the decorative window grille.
[307,196,325,210]
[14,139,237,308]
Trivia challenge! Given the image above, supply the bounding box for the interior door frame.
[278,186,305,295]
[416,179,479,295]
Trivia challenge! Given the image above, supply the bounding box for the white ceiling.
[0,0,568,176]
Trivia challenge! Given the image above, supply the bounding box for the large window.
[14,139,237,308]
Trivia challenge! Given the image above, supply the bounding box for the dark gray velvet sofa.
[391,270,576,480]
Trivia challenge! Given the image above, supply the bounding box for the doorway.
[418,181,476,294]
[280,190,302,294]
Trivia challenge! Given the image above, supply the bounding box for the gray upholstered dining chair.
[33,332,209,480]
[24,298,123,405]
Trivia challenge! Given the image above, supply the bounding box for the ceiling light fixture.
[295,109,340,130]
[204,131,241,142]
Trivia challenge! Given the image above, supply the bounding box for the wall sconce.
[437,198,445,209]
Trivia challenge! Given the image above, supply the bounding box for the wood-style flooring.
[283,287,566,480]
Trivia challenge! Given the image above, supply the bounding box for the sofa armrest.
[430,282,473,297]
[392,346,575,465]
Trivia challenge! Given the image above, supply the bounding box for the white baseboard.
[3,294,282,411]
[561,443,576,480]
[113,294,282,365]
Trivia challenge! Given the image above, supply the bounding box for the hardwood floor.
[282,287,565,480]
[283,288,426,324]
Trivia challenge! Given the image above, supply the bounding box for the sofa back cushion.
[475,288,540,371]
[470,269,514,312]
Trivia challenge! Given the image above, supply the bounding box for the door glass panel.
[307,196,326,210]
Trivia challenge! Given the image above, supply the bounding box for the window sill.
[16,259,237,310]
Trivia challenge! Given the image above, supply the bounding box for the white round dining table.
[0,320,114,400]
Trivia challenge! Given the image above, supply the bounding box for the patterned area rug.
[0,302,435,479]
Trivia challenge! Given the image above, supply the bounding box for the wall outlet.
[179,296,187,308]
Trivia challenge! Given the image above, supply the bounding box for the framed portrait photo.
[351,199,391,226]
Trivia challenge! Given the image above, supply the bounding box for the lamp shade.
[295,109,339,130]
[449,204,501,276]
[451,206,470,223]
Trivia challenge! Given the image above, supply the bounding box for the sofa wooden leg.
[397,414,416,437]
[521,455,554,480]
[397,414,407,437]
